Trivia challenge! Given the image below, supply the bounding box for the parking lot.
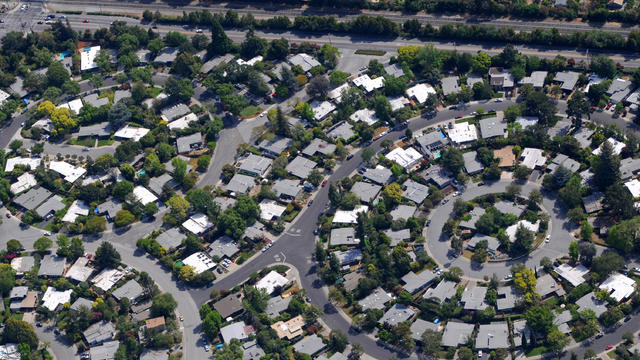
[0,1,46,37]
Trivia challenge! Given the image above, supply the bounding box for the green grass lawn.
[239,106,262,118]
[67,137,95,147]
[355,49,386,56]
[608,351,619,359]
[97,139,115,147]
[148,87,163,98]
[526,346,549,357]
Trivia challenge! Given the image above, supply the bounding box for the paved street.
[45,0,640,36]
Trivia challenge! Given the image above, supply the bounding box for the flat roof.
[330,227,359,247]
[554,263,589,287]
[14,187,52,211]
[350,181,382,204]
[379,303,415,326]
[182,251,215,274]
[402,179,429,204]
[448,122,478,144]
[92,268,125,291]
[358,287,391,311]
[476,322,509,349]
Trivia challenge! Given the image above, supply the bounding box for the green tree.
[373,95,393,124]
[208,19,233,55]
[33,237,53,253]
[441,147,464,175]
[165,77,194,102]
[114,210,136,228]
[594,139,621,190]
[525,305,554,333]
[164,196,190,226]
[591,252,625,278]
[151,293,177,317]
[46,61,69,87]
[547,329,570,353]
[3,318,38,349]
[113,180,134,201]
[567,91,590,122]
[604,183,635,220]
[201,309,222,339]
[569,241,579,262]
[94,242,121,269]
[590,54,617,78]
[171,157,187,184]
[108,101,132,131]
[329,330,348,352]
[329,70,349,85]
[6,239,22,254]
[361,147,376,163]
[0,264,16,296]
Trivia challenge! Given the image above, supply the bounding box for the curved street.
[424,180,579,280]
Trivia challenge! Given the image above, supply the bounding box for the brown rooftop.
[145,316,165,330]
[21,291,38,309]
[494,146,516,168]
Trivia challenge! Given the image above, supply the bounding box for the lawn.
[239,106,262,118]
[97,139,115,147]
[355,49,386,56]
[608,350,619,359]
[526,346,549,357]
[67,137,95,147]
[148,87,163,98]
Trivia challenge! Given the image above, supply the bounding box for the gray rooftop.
[334,249,362,265]
[154,47,179,64]
[148,173,178,196]
[554,71,580,91]
[78,122,111,137]
[582,192,605,214]
[463,151,483,175]
[442,321,475,347]
[213,292,244,319]
[96,199,122,220]
[140,350,169,360]
[402,270,436,294]
[620,157,640,180]
[476,322,509,349]
[410,319,439,341]
[208,235,240,259]
[272,179,302,199]
[468,233,501,255]
[390,204,417,221]
[156,228,186,251]
[90,340,119,360]
[479,117,507,139]
[384,228,411,247]
[330,227,359,247]
[9,286,28,299]
[84,321,116,345]
[38,255,65,277]
[226,174,256,194]
[176,132,202,154]
[164,155,193,174]
[461,285,489,310]
[326,122,356,141]
[161,103,190,121]
[536,273,565,298]
[214,197,236,212]
[423,165,452,188]
[512,319,531,347]
[35,195,65,217]
[441,76,461,95]
[111,280,144,301]
[380,303,415,326]
[265,296,292,318]
[293,334,326,356]
[519,71,547,88]
[242,340,265,360]
[113,90,131,103]
[415,130,450,154]
[336,272,360,294]
[83,93,109,108]
[459,206,486,230]
[70,297,94,312]
[14,187,52,211]
[243,222,267,240]
[384,63,404,78]
[350,181,382,204]
[258,136,293,156]
[302,138,336,157]
[362,167,393,185]
[573,127,595,148]
[358,287,391,311]
[607,79,635,103]
[576,292,608,317]
[11,256,35,275]
[286,156,317,179]
[402,179,429,204]
[424,280,458,304]
[548,154,581,173]
[238,154,272,176]
[494,201,526,217]
[548,119,572,138]
[497,286,519,311]
[201,54,235,73]
[289,53,321,73]
[554,310,573,326]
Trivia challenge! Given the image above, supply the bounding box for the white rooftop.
[41,288,72,311]
[237,55,263,66]
[352,74,384,93]
[310,100,336,121]
[350,108,378,126]
[182,251,215,274]
[167,113,197,130]
[0,90,10,106]
[520,148,546,169]
[554,263,589,287]
[80,46,101,71]
[92,268,125,291]
[259,200,287,221]
[333,205,368,224]
[406,83,436,104]
[62,200,90,222]
[114,126,150,141]
[506,220,539,242]
[448,122,478,144]
[256,270,289,295]
[58,99,83,114]
[625,179,640,198]
[49,160,86,183]
[328,83,350,103]
[132,186,157,205]
[385,147,423,169]
[593,137,626,156]
[10,173,37,194]
[182,213,214,235]
[5,157,41,172]
[600,273,636,302]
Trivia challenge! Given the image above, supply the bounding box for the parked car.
[308,200,313,206]
[204,345,210,352]
[321,180,328,187]
[606,345,614,350]
[494,98,503,102]
[595,333,604,339]
[346,154,354,160]
[545,234,551,243]
[5,213,10,218]
[455,115,463,119]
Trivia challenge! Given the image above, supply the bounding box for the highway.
[45,0,640,36]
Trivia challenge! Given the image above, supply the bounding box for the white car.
[494,98,503,102]
[196,28,203,33]
[545,234,551,243]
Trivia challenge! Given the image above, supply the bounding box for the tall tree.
[593,140,621,190]
[209,19,232,55]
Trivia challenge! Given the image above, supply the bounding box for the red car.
[5,213,10,218]
[606,345,614,350]
[321,180,327,187]
[455,115,463,119]
[83,19,90,23]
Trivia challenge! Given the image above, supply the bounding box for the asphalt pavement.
[44,0,640,36]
